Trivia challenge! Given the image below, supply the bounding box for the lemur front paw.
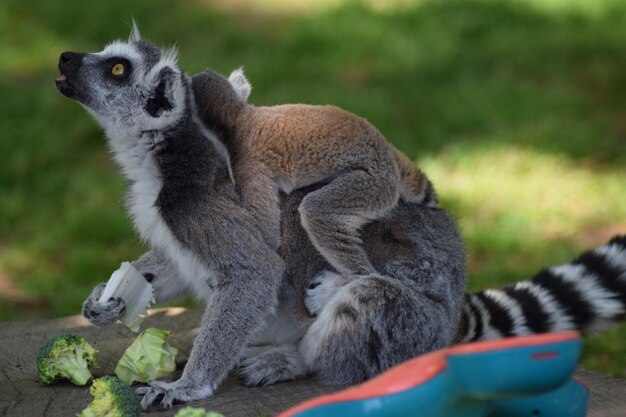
[82,283,126,327]
[305,270,347,316]
[137,379,213,410]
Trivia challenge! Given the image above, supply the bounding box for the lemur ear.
[228,67,252,102]
[129,19,142,42]
[146,67,179,118]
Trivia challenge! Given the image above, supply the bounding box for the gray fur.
[239,344,307,386]
[131,249,189,302]
[82,248,189,325]
[82,283,126,326]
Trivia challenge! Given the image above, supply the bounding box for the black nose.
[58,51,86,74]
[59,51,82,65]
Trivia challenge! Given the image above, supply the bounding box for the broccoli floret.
[174,407,225,417]
[78,376,140,417]
[37,334,98,385]
[115,327,178,385]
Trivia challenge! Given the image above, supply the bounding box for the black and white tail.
[459,235,626,342]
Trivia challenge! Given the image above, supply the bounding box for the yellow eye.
[111,63,125,76]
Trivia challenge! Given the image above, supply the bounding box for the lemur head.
[56,23,186,135]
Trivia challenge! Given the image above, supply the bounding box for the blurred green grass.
[1,0,625,377]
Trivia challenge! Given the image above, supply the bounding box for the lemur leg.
[138,210,284,409]
[82,249,187,327]
[299,170,399,276]
[139,261,283,408]
[239,344,308,387]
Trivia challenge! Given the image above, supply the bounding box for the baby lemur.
[63,28,626,410]
[194,58,437,278]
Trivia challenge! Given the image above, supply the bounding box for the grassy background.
[1,0,625,377]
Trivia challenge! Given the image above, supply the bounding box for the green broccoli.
[174,407,225,417]
[115,327,178,385]
[77,376,140,417]
[37,334,98,385]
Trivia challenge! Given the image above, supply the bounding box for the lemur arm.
[82,249,189,327]
[131,248,189,302]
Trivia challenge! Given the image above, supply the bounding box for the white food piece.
[98,262,154,332]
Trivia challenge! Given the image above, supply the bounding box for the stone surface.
[1,308,624,416]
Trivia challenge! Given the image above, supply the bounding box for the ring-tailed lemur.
[61,28,626,409]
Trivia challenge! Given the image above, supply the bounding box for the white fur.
[275,176,295,194]
[595,244,626,273]
[304,269,343,315]
[142,45,181,90]
[465,293,502,341]
[95,42,143,63]
[551,264,624,329]
[299,279,363,368]
[139,61,186,132]
[483,289,531,336]
[100,124,214,301]
[126,149,214,301]
[129,20,142,42]
[228,67,252,101]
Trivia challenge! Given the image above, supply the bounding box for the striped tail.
[459,235,626,343]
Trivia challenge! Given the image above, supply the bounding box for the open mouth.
[55,73,77,99]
